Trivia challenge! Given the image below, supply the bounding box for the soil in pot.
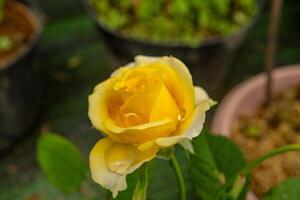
[0,0,36,67]
[231,86,300,197]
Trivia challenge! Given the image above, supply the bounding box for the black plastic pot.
[84,0,261,96]
[0,0,43,152]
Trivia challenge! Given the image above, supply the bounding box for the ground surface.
[1,0,300,199]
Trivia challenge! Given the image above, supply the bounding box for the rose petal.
[134,55,161,64]
[135,55,193,86]
[90,137,158,197]
[89,138,127,198]
[119,81,179,126]
[105,143,138,174]
[155,57,195,121]
[149,82,179,122]
[135,56,195,120]
[194,86,209,104]
[110,64,134,78]
[88,79,116,133]
[104,118,177,143]
[155,98,211,147]
[119,82,160,126]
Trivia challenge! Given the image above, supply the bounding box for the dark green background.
[0,0,300,199]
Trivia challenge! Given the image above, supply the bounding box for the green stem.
[170,153,186,200]
[242,144,300,174]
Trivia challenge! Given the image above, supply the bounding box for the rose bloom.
[88,56,213,197]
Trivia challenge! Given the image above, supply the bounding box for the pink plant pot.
[211,64,300,200]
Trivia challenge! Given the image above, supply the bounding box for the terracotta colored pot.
[211,64,300,200]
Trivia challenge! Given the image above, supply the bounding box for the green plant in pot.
[91,0,256,46]
[0,0,42,153]
[85,0,260,95]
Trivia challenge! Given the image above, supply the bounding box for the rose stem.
[170,153,186,200]
[265,0,283,105]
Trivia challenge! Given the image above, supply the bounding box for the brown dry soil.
[0,0,35,66]
[232,86,300,197]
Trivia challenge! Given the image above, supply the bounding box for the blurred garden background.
[0,0,300,199]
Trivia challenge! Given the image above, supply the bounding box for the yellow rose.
[88,56,212,197]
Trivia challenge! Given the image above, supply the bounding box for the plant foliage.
[37,133,86,193]
[91,0,257,45]
[190,130,247,200]
[37,131,300,200]
[262,178,300,200]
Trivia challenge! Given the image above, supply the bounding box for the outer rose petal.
[88,79,116,133]
[194,86,209,104]
[90,137,158,198]
[135,55,193,86]
[155,100,210,147]
[155,86,212,147]
[89,138,126,198]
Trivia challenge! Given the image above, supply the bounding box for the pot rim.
[0,0,43,71]
[83,0,262,49]
[211,64,300,136]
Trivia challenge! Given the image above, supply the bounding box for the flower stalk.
[242,143,300,174]
[170,153,186,200]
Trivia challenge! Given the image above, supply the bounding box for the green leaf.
[37,133,86,193]
[263,178,300,200]
[168,0,191,16]
[189,130,246,200]
[205,133,246,179]
[93,0,109,12]
[119,0,131,11]
[198,9,211,27]
[212,0,231,16]
[106,9,127,29]
[136,0,162,21]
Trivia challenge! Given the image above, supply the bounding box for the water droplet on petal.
[177,108,186,121]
